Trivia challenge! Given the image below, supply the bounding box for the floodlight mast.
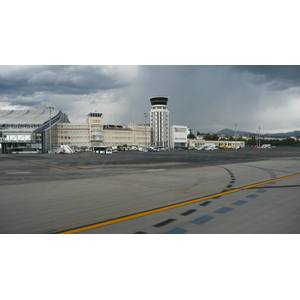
[144,113,147,149]
[259,126,261,148]
[235,123,237,148]
[46,107,54,153]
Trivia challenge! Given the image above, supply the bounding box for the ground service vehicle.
[10,148,40,154]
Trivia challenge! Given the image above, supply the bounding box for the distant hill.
[217,128,253,135]
[263,130,300,137]
[217,129,300,137]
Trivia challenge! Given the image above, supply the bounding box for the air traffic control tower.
[149,96,169,148]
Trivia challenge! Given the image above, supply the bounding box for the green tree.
[204,134,219,140]
[187,133,196,139]
[246,137,256,146]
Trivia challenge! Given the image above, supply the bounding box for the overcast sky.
[1,65,300,134]
[1,2,300,134]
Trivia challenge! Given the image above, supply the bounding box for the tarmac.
[1,147,300,233]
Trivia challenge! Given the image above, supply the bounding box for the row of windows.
[103,131,133,135]
[152,106,168,110]
[174,128,187,133]
[59,136,89,139]
[58,125,89,128]
[57,135,148,140]
[57,131,89,134]
[105,137,132,139]
[60,142,89,145]
[57,131,148,136]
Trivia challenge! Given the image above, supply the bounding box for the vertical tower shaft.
[149,96,169,148]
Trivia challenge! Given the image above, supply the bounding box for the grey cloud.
[232,66,300,90]
[1,98,42,107]
[1,65,300,134]
[0,66,132,99]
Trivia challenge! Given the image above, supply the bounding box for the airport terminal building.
[0,109,69,153]
[1,96,186,152]
[53,112,104,149]
[53,113,150,149]
[1,110,151,153]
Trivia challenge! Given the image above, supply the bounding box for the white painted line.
[6,172,31,174]
[147,169,166,172]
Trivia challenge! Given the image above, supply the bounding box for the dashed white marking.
[146,169,166,172]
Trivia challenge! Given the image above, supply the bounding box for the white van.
[106,148,112,154]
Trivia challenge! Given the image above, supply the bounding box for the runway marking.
[232,200,248,206]
[35,188,223,233]
[191,216,214,225]
[57,172,300,234]
[181,209,197,216]
[3,156,71,170]
[246,194,259,199]
[256,189,267,193]
[164,228,187,234]
[215,207,233,214]
[200,201,211,206]
[1,156,90,170]
[154,219,176,228]
[6,172,31,174]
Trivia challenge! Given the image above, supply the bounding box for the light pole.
[144,113,147,149]
[235,123,237,148]
[46,107,54,153]
[258,126,261,148]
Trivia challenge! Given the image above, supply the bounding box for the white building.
[188,139,245,148]
[149,96,169,148]
[170,125,188,149]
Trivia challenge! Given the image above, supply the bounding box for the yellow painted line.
[59,172,300,234]
[30,161,77,169]
[4,156,69,170]
[2,156,80,170]
[31,211,127,234]
[37,186,224,233]
[240,173,300,189]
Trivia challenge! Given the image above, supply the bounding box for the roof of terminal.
[0,110,60,125]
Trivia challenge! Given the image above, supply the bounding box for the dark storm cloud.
[1,65,300,133]
[0,66,131,99]
[232,66,300,90]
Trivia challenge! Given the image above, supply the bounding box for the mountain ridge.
[216,129,300,137]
